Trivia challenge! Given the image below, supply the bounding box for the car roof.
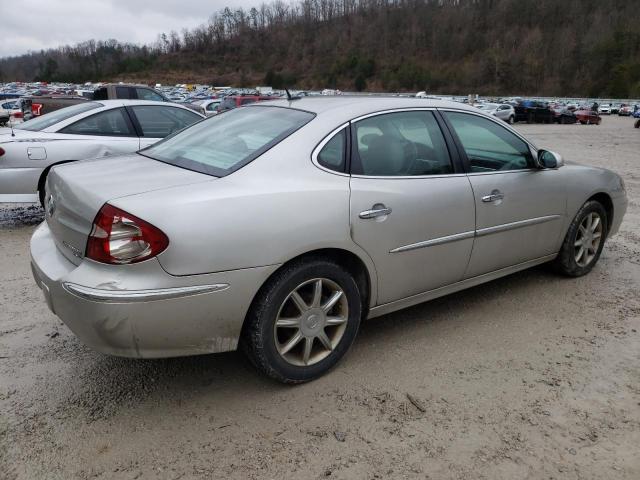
[96,99,191,108]
[250,96,478,119]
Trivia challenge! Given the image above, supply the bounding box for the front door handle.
[359,203,392,219]
[482,189,505,203]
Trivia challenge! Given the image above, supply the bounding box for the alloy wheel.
[274,278,349,366]
[574,212,603,267]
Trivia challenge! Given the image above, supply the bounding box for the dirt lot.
[1,116,639,480]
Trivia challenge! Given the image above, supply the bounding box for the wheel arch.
[37,160,76,205]
[587,191,614,232]
[242,247,376,337]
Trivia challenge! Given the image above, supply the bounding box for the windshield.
[141,106,315,177]
[15,102,102,131]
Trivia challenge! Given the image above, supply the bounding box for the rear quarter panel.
[112,122,378,294]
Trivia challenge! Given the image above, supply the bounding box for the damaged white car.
[0,100,203,204]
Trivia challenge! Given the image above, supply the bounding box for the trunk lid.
[45,153,212,265]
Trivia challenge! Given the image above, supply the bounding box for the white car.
[475,103,516,124]
[0,99,22,124]
[192,99,222,117]
[598,104,611,115]
[0,100,204,203]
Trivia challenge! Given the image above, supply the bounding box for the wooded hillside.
[2,0,639,97]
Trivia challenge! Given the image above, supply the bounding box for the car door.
[129,105,203,148]
[442,110,566,278]
[347,110,476,305]
[58,107,140,155]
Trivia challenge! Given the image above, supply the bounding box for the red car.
[215,95,275,114]
[574,109,601,125]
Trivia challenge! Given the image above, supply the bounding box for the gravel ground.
[1,116,639,480]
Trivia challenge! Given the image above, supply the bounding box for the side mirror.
[537,149,563,169]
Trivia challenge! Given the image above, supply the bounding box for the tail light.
[12,112,23,119]
[86,204,169,264]
[32,103,43,116]
[0,147,5,157]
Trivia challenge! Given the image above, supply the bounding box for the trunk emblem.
[46,194,56,217]
[62,241,83,258]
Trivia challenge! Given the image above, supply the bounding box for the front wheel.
[242,259,362,383]
[552,201,608,277]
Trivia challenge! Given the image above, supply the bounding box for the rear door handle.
[482,190,505,203]
[359,203,392,219]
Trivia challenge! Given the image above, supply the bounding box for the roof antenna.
[284,87,301,101]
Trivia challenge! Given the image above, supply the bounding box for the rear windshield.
[16,102,102,131]
[140,106,315,176]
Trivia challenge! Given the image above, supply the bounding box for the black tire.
[635,119,640,128]
[241,258,362,384]
[38,176,47,208]
[508,115,515,125]
[552,200,608,277]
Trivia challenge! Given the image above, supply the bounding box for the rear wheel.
[552,201,607,277]
[508,115,515,125]
[242,259,362,383]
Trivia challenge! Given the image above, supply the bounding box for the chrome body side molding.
[62,282,229,303]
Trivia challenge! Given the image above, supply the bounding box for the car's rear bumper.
[30,222,279,358]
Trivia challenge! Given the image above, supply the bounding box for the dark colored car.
[552,107,577,124]
[514,100,554,123]
[574,109,601,125]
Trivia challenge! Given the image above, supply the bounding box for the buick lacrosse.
[30,97,627,383]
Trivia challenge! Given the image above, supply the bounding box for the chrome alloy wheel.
[574,212,603,267]
[274,278,349,366]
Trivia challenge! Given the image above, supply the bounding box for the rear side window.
[317,128,346,172]
[136,88,165,102]
[92,88,108,100]
[352,111,452,176]
[16,102,102,131]
[114,86,132,99]
[205,102,220,112]
[60,108,135,136]
[141,106,315,177]
[131,106,202,138]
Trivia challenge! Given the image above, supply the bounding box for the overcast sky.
[1,0,256,58]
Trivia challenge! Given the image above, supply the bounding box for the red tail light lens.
[86,204,169,264]
[13,111,23,119]
[32,103,43,116]
[0,147,5,157]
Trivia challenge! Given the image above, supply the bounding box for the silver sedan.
[30,97,627,383]
[0,100,203,204]
[476,102,516,124]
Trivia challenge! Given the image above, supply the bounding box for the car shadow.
[60,264,566,420]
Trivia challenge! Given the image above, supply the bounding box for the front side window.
[352,111,452,176]
[136,88,165,102]
[444,112,533,172]
[16,102,102,131]
[317,128,346,172]
[141,106,315,177]
[60,108,135,136]
[131,106,202,138]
